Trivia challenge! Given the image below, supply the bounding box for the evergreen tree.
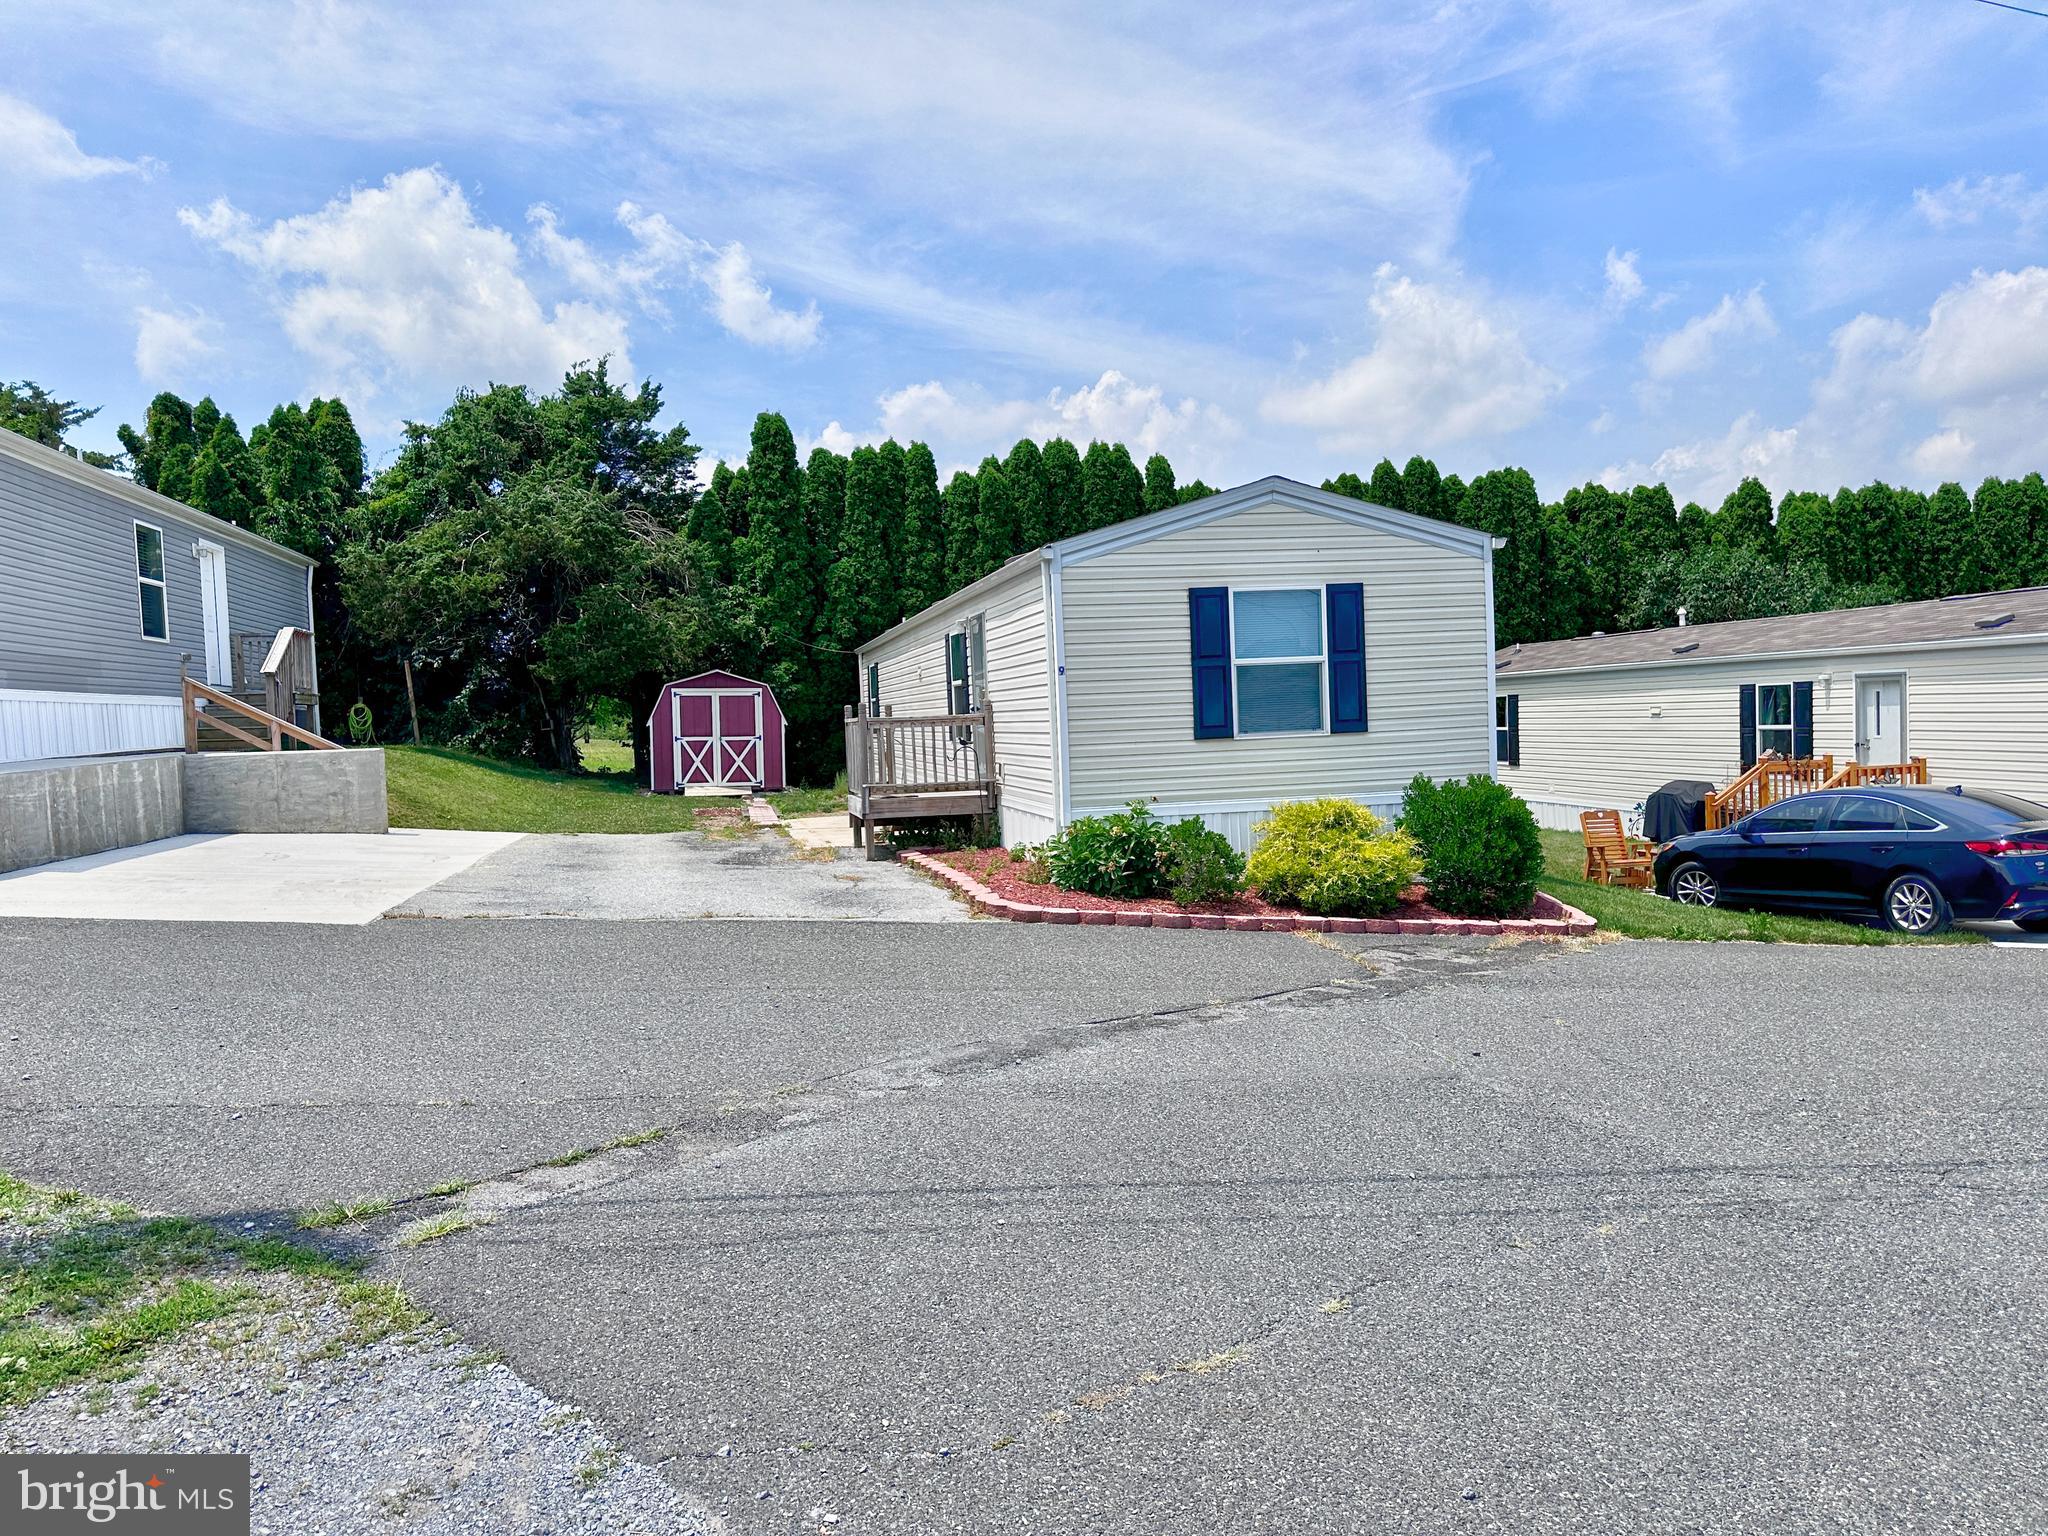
[1177,479,1217,503]
[1368,457,1406,509]
[1924,481,1974,596]
[1142,452,1177,512]
[1400,457,1448,524]
[1080,441,1144,531]
[972,456,1017,577]
[1,378,116,463]
[1441,473,1471,527]
[308,398,367,507]
[185,413,263,528]
[1621,482,1680,581]
[1467,467,1572,645]
[900,441,946,614]
[685,479,735,587]
[190,396,221,443]
[723,463,752,544]
[1558,483,1631,636]
[876,438,908,589]
[248,403,342,556]
[117,392,199,499]
[1041,437,1085,540]
[1677,501,1712,558]
[1891,486,1932,600]
[1776,490,1833,572]
[801,447,848,616]
[941,470,981,589]
[825,447,896,660]
[737,412,809,659]
[1005,438,1052,548]
[1713,476,1775,554]
[1323,471,1368,500]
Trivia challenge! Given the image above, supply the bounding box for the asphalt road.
[4,921,2043,1532]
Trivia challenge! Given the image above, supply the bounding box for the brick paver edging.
[899,851,1597,936]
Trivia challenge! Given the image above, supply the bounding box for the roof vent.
[1671,641,1699,655]
[1590,630,1606,638]
[1976,612,2016,629]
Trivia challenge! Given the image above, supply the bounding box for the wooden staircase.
[182,627,335,752]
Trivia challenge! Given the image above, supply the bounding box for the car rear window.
[1953,788,2048,825]
[1829,795,1910,833]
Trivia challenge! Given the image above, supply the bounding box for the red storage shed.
[648,670,788,793]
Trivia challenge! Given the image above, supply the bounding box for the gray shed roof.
[1496,586,2048,676]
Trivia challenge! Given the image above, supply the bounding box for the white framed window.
[134,521,169,642]
[1231,586,1325,735]
[1756,682,1794,759]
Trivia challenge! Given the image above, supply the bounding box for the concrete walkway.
[0,828,520,924]
[388,827,965,922]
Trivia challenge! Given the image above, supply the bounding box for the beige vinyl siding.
[860,560,1054,836]
[1500,638,2048,826]
[1059,501,1493,819]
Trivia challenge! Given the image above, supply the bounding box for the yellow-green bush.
[1244,798,1422,916]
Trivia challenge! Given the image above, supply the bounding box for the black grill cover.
[1642,780,1715,843]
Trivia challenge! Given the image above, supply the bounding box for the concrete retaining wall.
[0,749,387,873]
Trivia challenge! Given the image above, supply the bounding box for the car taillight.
[1965,837,2048,855]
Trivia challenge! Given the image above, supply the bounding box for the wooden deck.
[1703,754,1931,830]
[844,704,999,859]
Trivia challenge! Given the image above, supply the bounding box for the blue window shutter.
[1188,587,1233,739]
[1326,582,1366,734]
[1793,681,1814,759]
[1739,684,1757,769]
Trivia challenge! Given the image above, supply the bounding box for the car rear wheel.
[1881,873,1950,935]
[1668,861,1719,907]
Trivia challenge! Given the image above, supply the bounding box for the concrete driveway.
[0,828,519,924]
[3,919,2041,1532]
[388,828,964,921]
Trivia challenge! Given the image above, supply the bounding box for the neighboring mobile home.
[1494,588,2048,828]
[856,476,1502,850]
[0,427,319,763]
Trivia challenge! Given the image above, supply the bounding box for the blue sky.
[5,1,2048,506]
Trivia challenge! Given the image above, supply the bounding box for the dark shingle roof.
[1496,586,2048,675]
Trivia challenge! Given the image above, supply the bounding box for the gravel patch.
[1,1279,708,1535]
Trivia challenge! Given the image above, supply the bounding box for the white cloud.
[1607,265,2048,503]
[0,93,146,183]
[180,168,631,402]
[1603,248,1644,310]
[1912,174,2048,235]
[528,200,818,349]
[1259,266,1562,451]
[133,307,220,383]
[695,241,820,351]
[1640,287,1775,381]
[806,369,1238,480]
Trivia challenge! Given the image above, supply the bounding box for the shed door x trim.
[671,687,764,788]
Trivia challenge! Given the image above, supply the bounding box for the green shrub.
[1399,774,1543,917]
[1244,798,1421,916]
[1010,843,1052,884]
[1044,802,1170,898]
[1160,818,1245,905]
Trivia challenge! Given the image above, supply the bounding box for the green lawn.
[386,746,736,833]
[768,781,846,818]
[577,735,636,774]
[1536,829,1980,945]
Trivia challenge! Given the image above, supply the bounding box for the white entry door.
[194,541,232,686]
[1857,675,1904,764]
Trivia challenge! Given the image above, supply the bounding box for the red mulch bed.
[932,848,1506,923]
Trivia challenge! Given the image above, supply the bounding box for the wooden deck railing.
[233,626,321,738]
[1823,757,1929,790]
[1704,755,1834,829]
[182,673,338,753]
[843,702,999,858]
[844,703,996,793]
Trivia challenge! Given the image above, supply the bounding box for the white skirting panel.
[999,799,1058,848]
[0,689,183,764]
[1517,796,1608,831]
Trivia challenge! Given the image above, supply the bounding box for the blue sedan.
[1652,785,2048,935]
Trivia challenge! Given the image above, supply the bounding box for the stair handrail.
[1704,754,1834,829]
[181,672,339,753]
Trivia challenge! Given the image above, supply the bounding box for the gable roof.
[1054,475,1498,565]
[0,425,317,568]
[1496,585,2048,677]
[856,475,1498,652]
